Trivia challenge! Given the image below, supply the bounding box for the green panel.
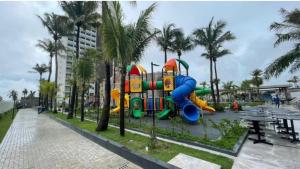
[142,81,163,90]
[142,81,150,90]
[156,81,163,89]
[176,59,189,70]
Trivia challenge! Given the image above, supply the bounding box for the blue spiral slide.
[171,75,200,123]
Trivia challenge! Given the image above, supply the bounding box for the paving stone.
[0,109,141,169]
[168,153,221,169]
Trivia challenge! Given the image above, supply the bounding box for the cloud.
[0,1,299,100]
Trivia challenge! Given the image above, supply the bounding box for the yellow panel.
[163,76,174,91]
[130,78,142,93]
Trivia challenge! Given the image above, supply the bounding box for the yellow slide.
[111,89,129,113]
[190,92,215,112]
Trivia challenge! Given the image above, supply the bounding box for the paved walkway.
[0,109,140,169]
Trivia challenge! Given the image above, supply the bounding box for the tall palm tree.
[156,23,181,63]
[193,18,235,106]
[77,52,94,122]
[171,30,194,73]
[202,45,232,103]
[36,39,65,82]
[60,1,100,119]
[251,69,263,96]
[22,88,28,99]
[265,8,300,78]
[38,12,71,113]
[102,2,157,136]
[9,90,18,119]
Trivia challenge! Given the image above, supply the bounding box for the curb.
[47,114,179,169]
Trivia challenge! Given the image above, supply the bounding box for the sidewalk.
[0,109,140,169]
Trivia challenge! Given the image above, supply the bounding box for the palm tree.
[251,69,263,96]
[60,1,100,119]
[240,79,253,101]
[171,30,194,73]
[22,88,28,99]
[84,48,103,123]
[200,81,207,88]
[102,2,157,136]
[32,63,48,81]
[76,52,94,122]
[156,23,181,63]
[222,81,238,101]
[38,12,71,113]
[36,39,65,82]
[40,80,57,110]
[193,18,235,106]
[265,8,300,78]
[32,63,48,106]
[287,75,299,88]
[202,45,232,103]
[9,90,18,118]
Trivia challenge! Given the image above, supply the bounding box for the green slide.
[130,97,143,119]
[157,96,175,120]
[133,109,143,118]
[157,109,171,120]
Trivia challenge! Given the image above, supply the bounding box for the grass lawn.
[53,113,234,169]
[0,109,16,143]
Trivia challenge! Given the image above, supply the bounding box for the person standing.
[274,94,281,108]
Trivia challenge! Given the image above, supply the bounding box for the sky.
[0,1,298,100]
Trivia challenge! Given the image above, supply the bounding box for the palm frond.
[265,49,300,79]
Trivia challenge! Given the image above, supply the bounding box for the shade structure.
[164,58,178,72]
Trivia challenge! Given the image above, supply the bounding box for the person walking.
[274,94,281,108]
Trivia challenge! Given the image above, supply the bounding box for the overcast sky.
[0,1,298,100]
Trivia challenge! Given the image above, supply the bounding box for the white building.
[57,28,97,103]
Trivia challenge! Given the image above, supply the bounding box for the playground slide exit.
[171,75,200,123]
[111,89,129,113]
[190,92,215,112]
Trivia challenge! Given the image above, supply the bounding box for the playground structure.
[111,58,215,124]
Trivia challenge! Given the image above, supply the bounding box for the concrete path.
[0,109,140,169]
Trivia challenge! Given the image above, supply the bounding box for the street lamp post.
[151,62,159,132]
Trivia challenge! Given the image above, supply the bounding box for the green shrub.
[0,113,2,120]
[213,104,225,112]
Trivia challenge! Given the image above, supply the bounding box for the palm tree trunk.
[68,25,81,118]
[75,90,79,117]
[96,62,111,131]
[95,80,100,123]
[119,65,126,136]
[54,39,58,113]
[68,83,76,119]
[39,74,42,106]
[209,57,216,106]
[164,48,167,64]
[48,56,53,82]
[81,81,85,122]
[213,60,220,103]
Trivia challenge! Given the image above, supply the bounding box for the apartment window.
[91,45,95,48]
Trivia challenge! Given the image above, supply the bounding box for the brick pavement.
[0,109,140,169]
